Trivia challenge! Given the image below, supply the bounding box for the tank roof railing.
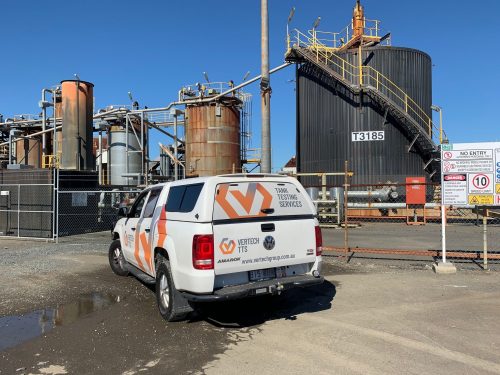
[293,18,389,53]
[179,81,249,103]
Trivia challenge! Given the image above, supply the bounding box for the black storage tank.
[297,46,433,185]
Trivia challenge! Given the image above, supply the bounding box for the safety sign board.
[442,142,500,206]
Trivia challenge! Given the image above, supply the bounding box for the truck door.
[212,181,317,276]
[134,187,162,275]
[122,190,149,268]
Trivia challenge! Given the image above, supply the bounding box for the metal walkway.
[285,29,445,178]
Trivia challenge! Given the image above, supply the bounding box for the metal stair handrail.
[287,29,447,145]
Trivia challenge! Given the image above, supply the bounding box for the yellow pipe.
[358,44,363,86]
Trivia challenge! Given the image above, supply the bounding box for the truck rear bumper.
[181,274,324,302]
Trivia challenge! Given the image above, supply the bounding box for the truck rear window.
[213,181,311,221]
[166,183,204,213]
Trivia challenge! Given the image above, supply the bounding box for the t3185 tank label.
[351,131,385,142]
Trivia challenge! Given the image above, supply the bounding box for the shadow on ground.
[190,280,337,328]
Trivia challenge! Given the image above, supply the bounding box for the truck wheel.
[155,256,192,322]
[108,239,129,277]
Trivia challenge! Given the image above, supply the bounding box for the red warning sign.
[444,174,466,181]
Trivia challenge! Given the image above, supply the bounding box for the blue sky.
[1,0,498,171]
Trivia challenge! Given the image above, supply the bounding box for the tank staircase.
[285,29,445,179]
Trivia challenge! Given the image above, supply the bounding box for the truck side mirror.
[118,206,129,218]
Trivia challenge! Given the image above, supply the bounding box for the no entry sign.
[441,142,500,206]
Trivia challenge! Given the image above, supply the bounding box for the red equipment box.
[406,177,426,205]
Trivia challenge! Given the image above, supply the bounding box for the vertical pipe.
[358,44,363,86]
[125,116,129,186]
[174,115,178,181]
[8,130,13,165]
[52,168,56,241]
[321,173,326,202]
[439,108,443,144]
[17,184,20,238]
[53,90,58,167]
[56,168,59,243]
[141,112,145,186]
[441,203,447,263]
[343,160,349,260]
[76,80,80,169]
[98,130,102,185]
[260,0,271,173]
[145,115,150,185]
[41,89,48,162]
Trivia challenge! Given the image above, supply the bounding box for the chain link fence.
[0,170,142,240]
[0,169,55,240]
[57,188,141,237]
[304,176,500,268]
[0,184,55,239]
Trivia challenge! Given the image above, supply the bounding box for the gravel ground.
[0,232,112,315]
[1,231,500,374]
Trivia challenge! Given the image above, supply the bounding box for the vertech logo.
[215,183,273,219]
[219,238,236,255]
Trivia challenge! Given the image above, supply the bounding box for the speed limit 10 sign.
[468,173,493,194]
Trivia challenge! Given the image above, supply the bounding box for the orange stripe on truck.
[134,228,145,271]
[140,231,152,273]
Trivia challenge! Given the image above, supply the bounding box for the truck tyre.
[155,256,193,322]
[109,239,129,277]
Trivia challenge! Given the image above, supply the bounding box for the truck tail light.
[192,234,214,270]
[315,225,323,256]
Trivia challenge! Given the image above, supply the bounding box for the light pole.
[260,0,271,173]
[312,17,321,45]
[431,105,443,144]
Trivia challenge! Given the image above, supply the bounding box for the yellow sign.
[496,184,500,194]
[468,195,494,205]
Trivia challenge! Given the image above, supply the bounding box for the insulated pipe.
[0,126,62,147]
[53,92,58,167]
[0,117,61,127]
[347,203,440,209]
[41,89,49,156]
[347,189,397,201]
[174,115,178,180]
[8,130,19,164]
[98,130,103,184]
[317,188,398,201]
[90,63,291,121]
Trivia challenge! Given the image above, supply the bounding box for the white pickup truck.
[109,174,324,321]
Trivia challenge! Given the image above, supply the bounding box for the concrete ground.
[0,231,500,374]
[322,222,500,270]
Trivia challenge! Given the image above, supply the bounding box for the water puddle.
[0,292,121,351]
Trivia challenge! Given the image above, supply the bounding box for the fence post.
[17,184,20,238]
[483,208,488,270]
[344,160,349,261]
[56,169,59,243]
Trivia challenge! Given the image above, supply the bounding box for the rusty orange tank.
[60,80,94,170]
[185,98,241,177]
[16,134,41,167]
